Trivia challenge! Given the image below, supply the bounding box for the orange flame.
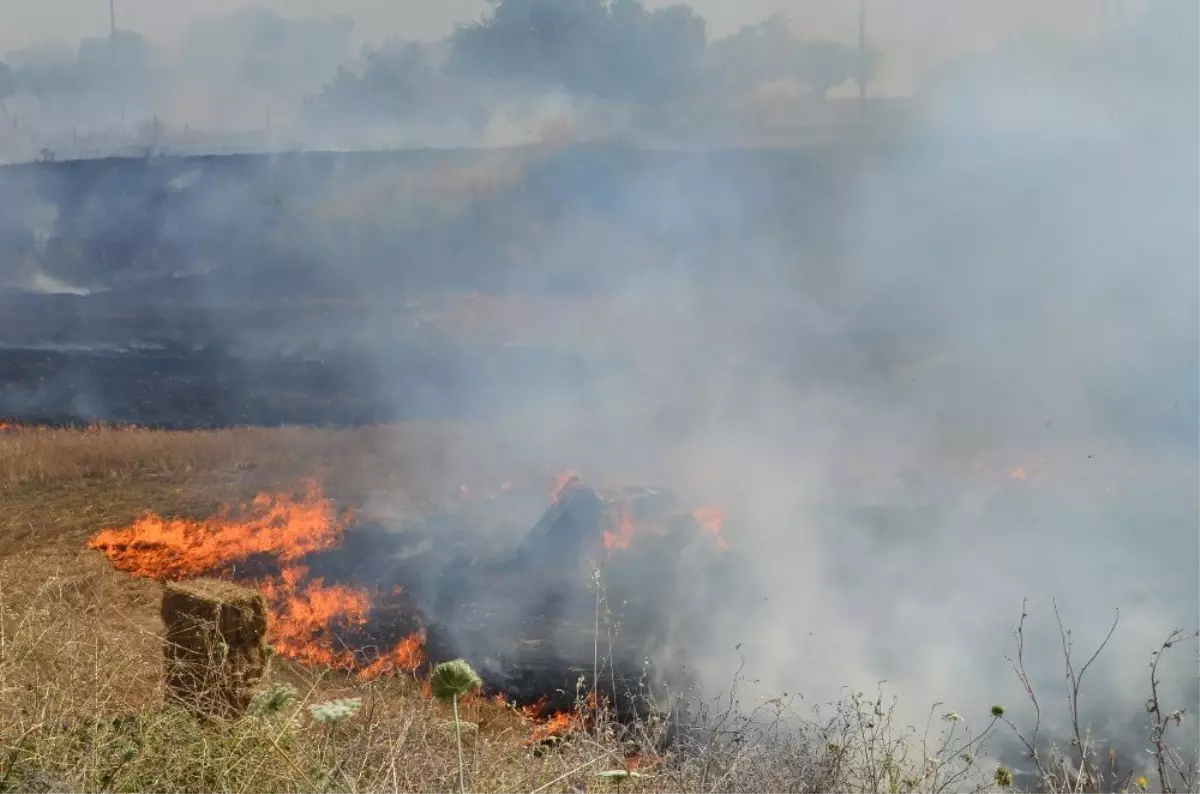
[356,629,428,680]
[258,563,371,669]
[0,422,44,433]
[527,709,585,743]
[602,502,636,552]
[518,696,550,720]
[552,471,583,504]
[516,692,598,743]
[691,506,730,552]
[87,481,424,679]
[87,481,348,579]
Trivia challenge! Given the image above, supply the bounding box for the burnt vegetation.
[0,146,846,428]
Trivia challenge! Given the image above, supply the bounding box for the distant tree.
[705,15,794,89]
[448,0,705,102]
[801,39,878,100]
[17,62,88,98]
[706,15,876,100]
[305,39,440,120]
[4,40,74,70]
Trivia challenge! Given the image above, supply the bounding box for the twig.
[528,754,607,794]
[1053,600,1118,791]
[1147,628,1199,794]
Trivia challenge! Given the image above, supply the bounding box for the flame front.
[518,697,586,743]
[87,481,424,678]
[87,472,731,694]
[87,482,347,579]
[528,710,584,743]
[602,502,636,551]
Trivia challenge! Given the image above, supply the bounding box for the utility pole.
[110,0,117,36]
[857,0,867,106]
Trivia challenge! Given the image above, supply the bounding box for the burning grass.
[4,556,1194,793]
[0,562,624,792]
[87,481,428,678]
[83,472,729,710]
[0,424,1196,792]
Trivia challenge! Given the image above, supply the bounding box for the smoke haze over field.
[0,0,1129,95]
[0,0,1197,783]
[0,0,1154,150]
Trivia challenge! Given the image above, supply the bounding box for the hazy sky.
[1,0,1130,94]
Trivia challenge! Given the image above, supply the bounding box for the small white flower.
[309,698,362,724]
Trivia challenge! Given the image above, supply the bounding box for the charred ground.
[0,144,851,428]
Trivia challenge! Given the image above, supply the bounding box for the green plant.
[430,659,482,793]
[250,682,298,717]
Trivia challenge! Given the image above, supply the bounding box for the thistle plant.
[431,659,483,794]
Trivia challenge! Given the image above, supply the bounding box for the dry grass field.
[1,423,622,793]
[0,423,777,791]
[0,423,1195,793]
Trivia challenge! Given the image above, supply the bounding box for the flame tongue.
[257,564,371,669]
[87,482,348,580]
[87,481,424,678]
[602,502,636,551]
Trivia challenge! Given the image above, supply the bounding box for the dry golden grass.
[1,424,1195,793]
[0,424,669,792]
[0,552,668,793]
[0,421,558,551]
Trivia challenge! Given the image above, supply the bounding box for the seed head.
[430,659,482,701]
